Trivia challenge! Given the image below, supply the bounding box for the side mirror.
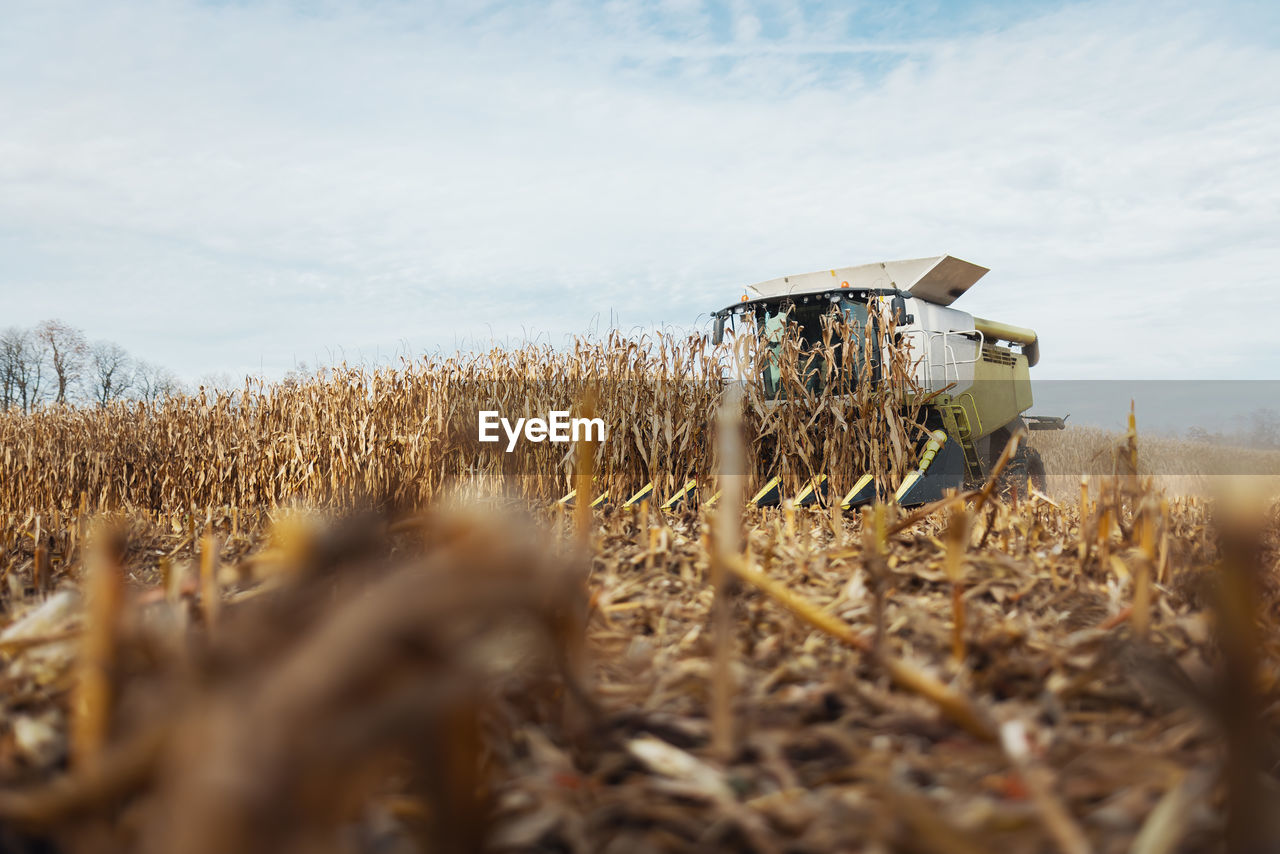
[890,294,912,326]
[713,315,726,345]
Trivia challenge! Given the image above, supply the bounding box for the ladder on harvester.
[938,400,984,483]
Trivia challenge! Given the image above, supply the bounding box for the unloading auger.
[559,256,1065,511]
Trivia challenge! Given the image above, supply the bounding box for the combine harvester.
[565,256,1065,512]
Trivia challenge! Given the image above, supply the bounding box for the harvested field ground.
[0,472,1276,852]
[1031,425,1280,500]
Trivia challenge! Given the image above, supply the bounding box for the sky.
[2,0,1279,388]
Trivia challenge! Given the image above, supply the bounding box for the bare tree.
[1186,425,1219,444]
[2,325,183,412]
[280,360,312,390]
[0,327,23,411]
[34,319,88,405]
[88,340,134,406]
[1248,407,1280,449]
[0,327,47,413]
[133,360,186,403]
[26,333,48,409]
[197,372,234,393]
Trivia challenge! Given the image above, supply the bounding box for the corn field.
[0,311,923,517]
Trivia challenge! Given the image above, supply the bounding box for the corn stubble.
[0,325,1275,853]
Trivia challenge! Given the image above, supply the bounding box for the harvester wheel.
[1025,447,1047,493]
[1001,445,1047,496]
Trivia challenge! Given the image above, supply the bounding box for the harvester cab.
[711,255,1064,508]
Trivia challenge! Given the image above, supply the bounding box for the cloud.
[0,0,1277,381]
